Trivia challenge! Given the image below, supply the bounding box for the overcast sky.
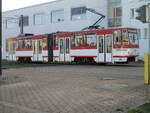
[2,0,55,11]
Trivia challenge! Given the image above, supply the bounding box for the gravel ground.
[0,64,149,113]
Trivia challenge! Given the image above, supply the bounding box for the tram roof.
[54,27,137,37]
[7,27,137,39]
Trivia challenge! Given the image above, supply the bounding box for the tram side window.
[86,35,97,46]
[42,38,47,49]
[105,35,112,53]
[17,39,23,49]
[99,36,103,53]
[71,36,75,47]
[114,30,121,45]
[71,34,96,47]
[60,39,64,53]
[8,42,16,54]
[17,38,32,49]
[128,30,138,45]
[39,40,42,54]
[71,35,83,47]
[12,42,16,53]
[26,38,32,48]
[53,37,58,48]
[76,37,83,47]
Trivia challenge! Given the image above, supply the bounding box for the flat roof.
[3,0,64,13]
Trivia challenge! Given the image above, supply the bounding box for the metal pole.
[149,19,150,53]
[20,15,24,35]
[0,0,2,76]
[148,4,150,53]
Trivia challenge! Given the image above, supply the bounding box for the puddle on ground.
[101,77,116,80]
[0,81,34,88]
[101,83,128,90]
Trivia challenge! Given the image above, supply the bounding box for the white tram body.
[6,28,139,63]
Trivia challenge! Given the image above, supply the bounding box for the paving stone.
[0,64,147,113]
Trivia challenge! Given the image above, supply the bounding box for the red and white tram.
[6,27,139,63]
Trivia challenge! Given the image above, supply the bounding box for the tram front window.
[114,29,138,46]
[122,30,129,45]
[128,30,138,45]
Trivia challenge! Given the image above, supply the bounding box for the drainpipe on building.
[19,15,24,35]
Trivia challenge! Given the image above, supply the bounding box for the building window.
[34,13,44,25]
[144,28,148,39]
[6,19,17,29]
[51,10,64,23]
[114,7,122,17]
[108,7,122,27]
[53,37,58,48]
[130,8,134,19]
[19,16,29,27]
[108,0,122,28]
[71,6,86,20]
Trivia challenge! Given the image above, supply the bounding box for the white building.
[2,0,150,59]
[122,0,150,59]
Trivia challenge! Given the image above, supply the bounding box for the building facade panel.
[122,0,150,59]
[2,0,150,60]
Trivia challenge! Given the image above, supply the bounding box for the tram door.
[98,35,105,62]
[98,35,112,63]
[33,40,43,61]
[59,38,70,62]
[105,35,112,62]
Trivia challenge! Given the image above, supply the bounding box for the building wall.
[107,0,122,27]
[2,0,107,59]
[122,0,149,59]
[2,0,150,60]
